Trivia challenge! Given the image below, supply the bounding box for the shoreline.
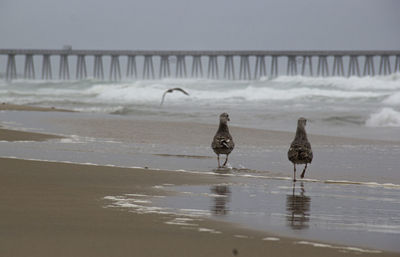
[0,157,395,257]
[0,103,74,112]
[1,104,399,182]
[0,104,399,255]
[1,103,399,146]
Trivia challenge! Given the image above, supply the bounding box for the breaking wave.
[1,75,398,107]
[383,92,400,105]
[366,108,400,127]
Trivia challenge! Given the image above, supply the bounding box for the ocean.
[1,75,400,252]
[1,75,400,140]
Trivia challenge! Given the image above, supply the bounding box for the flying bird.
[160,87,189,106]
[211,113,235,168]
[288,117,313,182]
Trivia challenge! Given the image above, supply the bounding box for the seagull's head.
[298,117,307,127]
[220,112,230,124]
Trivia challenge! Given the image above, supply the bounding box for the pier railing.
[1,49,399,81]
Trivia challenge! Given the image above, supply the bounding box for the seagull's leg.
[217,154,221,168]
[300,163,307,179]
[223,154,229,167]
[293,164,297,182]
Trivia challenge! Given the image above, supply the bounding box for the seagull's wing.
[160,91,169,106]
[172,88,189,95]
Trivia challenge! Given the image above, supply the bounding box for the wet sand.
[49,114,399,147]
[1,157,396,257]
[0,103,74,112]
[0,127,62,141]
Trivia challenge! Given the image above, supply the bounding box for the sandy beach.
[0,104,399,256]
[1,156,396,257]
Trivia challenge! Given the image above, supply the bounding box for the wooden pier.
[1,49,399,81]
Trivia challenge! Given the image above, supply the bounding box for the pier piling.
[59,54,69,80]
[379,55,391,76]
[254,55,266,79]
[395,55,400,73]
[42,54,52,80]
[317,56,329,77]
[191,56,203,78]
[142,55,154,80]
[93,55,104,80]
[109,55,121,81]
[126,55,137,79]
[287,56,298,76]
[270,56,279,78]
[207,56,219,80]
[239,55,251,80]
[301,56,313,76]
[6,54,17,81]
[24,54,35,79]
[332,56,344,76]
[159,56,170,78]
[348,56,360,77]
[175,55,187,78]
[363,55,375,76]
[76,55,87,80]
[224,56,235,80]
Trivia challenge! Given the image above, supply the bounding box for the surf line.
[1,155,399,189]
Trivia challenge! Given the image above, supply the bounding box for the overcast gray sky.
[0,0,399,50]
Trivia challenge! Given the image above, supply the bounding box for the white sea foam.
[366,108,400,127]
[2,76,398,107]
[103,195,169,215]
[103,193,211,218]
[274,74,400,90]
[383,92,400,105]
[165,218,199,227]
[234,235,249,239]
[198,228,222,234]
[295,241,382,253]
[262,237,280,241]
[86,81,385,103]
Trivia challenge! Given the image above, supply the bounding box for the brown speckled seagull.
[288,117,313,182]
[212,113,235,168]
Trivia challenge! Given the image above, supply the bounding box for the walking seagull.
[160,88,189,106]
[212,113,235,168]
[288,117,313,182]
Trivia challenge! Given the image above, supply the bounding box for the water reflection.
[210,185,231,215]
[286,182,311,230]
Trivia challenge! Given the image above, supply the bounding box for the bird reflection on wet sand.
[210,185,231,215]
[286,182,311,230]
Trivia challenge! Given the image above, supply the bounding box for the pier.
[1,49,399,81]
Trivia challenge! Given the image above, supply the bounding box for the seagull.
[288,117,313,182]
[211,113,235,168]
[160,87,189,106]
